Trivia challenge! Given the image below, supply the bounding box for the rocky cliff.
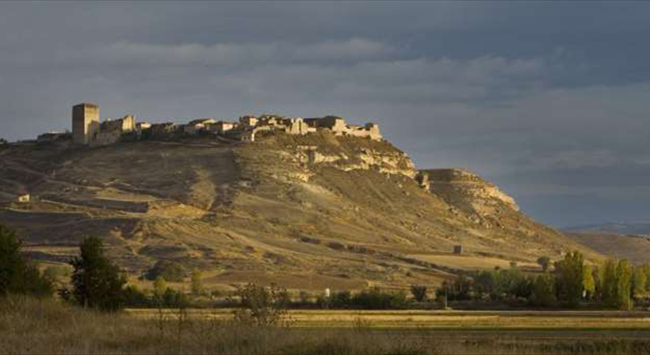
[0,130,600,291]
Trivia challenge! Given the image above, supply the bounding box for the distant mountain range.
[563,222,650,265]
[562,222,650,236]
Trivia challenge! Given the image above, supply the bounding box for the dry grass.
[126,308,650,329]
[3,297,650,355]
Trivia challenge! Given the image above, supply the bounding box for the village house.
[209,121,237,134]
[66,103,382,146]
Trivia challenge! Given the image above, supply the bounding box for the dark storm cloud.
[1,2,649,227]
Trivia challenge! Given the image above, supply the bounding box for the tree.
[233,283,290,327]
[599,259,634,310]
[537,256,551,272]
[0,225,53,298]
[583,265,596,300]
[145,260,186,282]
[600,259,618,307]
[615,260,633,310]
[191,268,202,297]
[474,270,497,300]
[532,274,556,307]
[410,285,428,302]
[632,267,647,299]
[68,236,127,312]
[554,251,585,307]
[153,276,167,299]
[43,266,70,286]
[642,263,650,292]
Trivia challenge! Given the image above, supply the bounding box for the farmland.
[4,297,650,355]
[127,308,650,330]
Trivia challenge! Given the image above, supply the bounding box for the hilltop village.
[37,103,382,146]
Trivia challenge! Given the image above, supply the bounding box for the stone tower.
[72,103,99,145]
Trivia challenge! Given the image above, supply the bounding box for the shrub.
[330,290,352,308]
[43,266,70,286]
[160,288,189,308]
[0,225,53,298]
[299,236,321,245]
[191,268,202,297]
[537,256,551,272]
[123,285,152,307]
[352,288,407,310]
[326,242,345,251]
[437,274,472,301]
[145,260,186,282]
[153,276,167,298]
[410,285,428,302]
[67,236,127,312]
[232,283,290,327]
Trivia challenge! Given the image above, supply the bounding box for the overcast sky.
[1,2,648,227]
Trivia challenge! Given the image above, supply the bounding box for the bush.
[330,290,352,308]
[537,256,551,272]
[191,269,202,297]
[410,285,428,302]
[233,283,290,327]
[352,288,407,310]
[160,288,189,308]
[326,242,345,251]
[66,236,127,312]
[43,266,70,286]
[0,225,53,298]
[145,260,186,282]
[123,285,152,307]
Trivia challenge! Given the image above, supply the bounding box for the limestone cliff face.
[297,146,417,178]
[421,168,519,215]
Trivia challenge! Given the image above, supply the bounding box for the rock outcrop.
[422,168,519,212]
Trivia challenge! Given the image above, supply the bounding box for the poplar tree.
[554,251,585,307]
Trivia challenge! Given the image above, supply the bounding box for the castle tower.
[72,103,99,145]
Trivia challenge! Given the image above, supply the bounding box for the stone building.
[72,103,100,145]
[37,132,69,143]
[239,116,258,127]
[210,121,236,134]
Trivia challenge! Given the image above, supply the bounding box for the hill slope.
[0,131,600,290]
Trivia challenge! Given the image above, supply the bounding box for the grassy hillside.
[566,233,650,265]
[0,131,601,291]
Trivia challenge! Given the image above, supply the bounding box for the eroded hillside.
[0,131,600,291]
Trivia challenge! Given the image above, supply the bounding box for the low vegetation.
[439,252,650,310]
[0,225,53,298]
[4,223,650,354]
[4,296,650,355]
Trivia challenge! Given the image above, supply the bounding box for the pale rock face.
[424,168,520,212]
[296,146,417,178]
